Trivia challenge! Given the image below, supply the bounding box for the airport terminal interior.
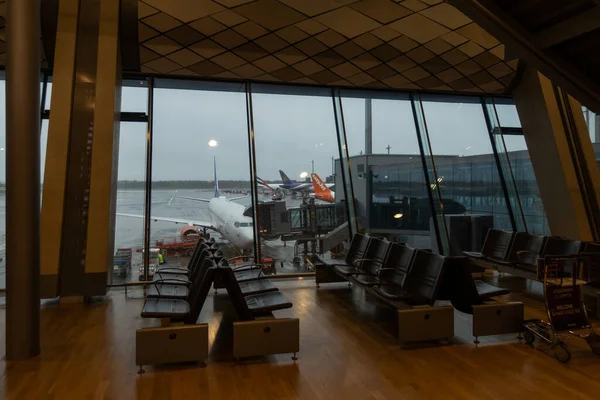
[2,0,600,398]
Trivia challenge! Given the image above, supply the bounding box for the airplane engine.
[179,225,201,241]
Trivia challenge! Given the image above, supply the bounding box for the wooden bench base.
[472,302,524,343]
[136,323,209,371]
[233,317,300,359]
[397,306,455,344]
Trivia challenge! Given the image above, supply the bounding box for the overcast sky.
[0,80,563,183]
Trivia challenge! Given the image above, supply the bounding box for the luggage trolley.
[523,254,600,363]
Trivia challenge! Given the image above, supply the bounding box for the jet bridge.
[253,200,349,255]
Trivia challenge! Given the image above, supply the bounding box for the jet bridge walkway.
[256,200,349,255]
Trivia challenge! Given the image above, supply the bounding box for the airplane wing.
[227,195,250,202]
[178,194,249,203]
[176,195,210,203]
[117,213,215,230]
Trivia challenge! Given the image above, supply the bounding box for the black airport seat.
[141,298,190,319]
[463,229,514,261]
[244,292,293,313]
[141,262,216,324]
[230,266,264,282]
[373,250,448,306]
[542,236,582,257]
[320,233,370,269]
[238,279,278,296]
[225,254,262,271]
[220,267,293,321]
[153,248,213,283]
[493,231,546,272]
[333,236,385,278]
[440,259,510,314]
[538,236,583,277]
[372,243,415,288]
[351,238,391,286]
[155,240,206,274]
[152,244,211,281]
[147,255,214,299]
[146,280,190,300]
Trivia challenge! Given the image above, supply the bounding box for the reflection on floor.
[1,273,599,399]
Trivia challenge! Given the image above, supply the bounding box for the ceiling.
[135,0,518,93]
[448,0,600,112]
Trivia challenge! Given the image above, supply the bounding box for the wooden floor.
[1,275,600,400]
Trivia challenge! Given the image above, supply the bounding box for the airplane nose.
[242,230,254,249]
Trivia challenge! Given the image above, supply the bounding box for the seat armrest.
[228,255,253,262]
[232,264,261,271]
[153,278,191,286]
[156,267,188,273]
[318,257,346,266]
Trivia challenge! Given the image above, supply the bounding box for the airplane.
[310,173,335,203]
[257,169,333,192]
[117,157,255,249]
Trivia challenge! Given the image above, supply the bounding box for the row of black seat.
[136,239,299,372]
[316,234,524,344]
[463,229,600,283]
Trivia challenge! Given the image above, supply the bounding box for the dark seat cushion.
[146,284,189,300]
[462,251,485,260]
[333,265,359,276]
[474,280,510,298]
[141,298,189,319]
[373,285,429,305]
[373,284,411,300]
[234,268,263,282]
[244,291,293,313]
[353,274,378,286]
[317,257,351,267]
[239,279,278,296]
[231,262,260,272]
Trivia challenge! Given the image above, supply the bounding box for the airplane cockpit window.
[234,222,240,228]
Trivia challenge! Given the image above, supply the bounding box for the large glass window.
[494,101,549,234]
[420,95,513,253]
[112,81,149,284]
[148,81,251,281]
[252,85,346,273]
[582,106,600,166]
[340,92,432,248]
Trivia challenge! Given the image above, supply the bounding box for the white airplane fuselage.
[207,196,254,249]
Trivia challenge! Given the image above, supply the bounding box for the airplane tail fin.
[213,156,221,198]
[279,170,293,185]
[256,176,273,190]
[311,173,331,196]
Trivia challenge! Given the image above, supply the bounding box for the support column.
[41,0,122,298]
[365,98,372,155]
[513,67,600,240]
[5,0,41,359]
[84,0,122,293]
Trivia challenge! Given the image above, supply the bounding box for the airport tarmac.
[112,189,311,284]
[0,189,326,289]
